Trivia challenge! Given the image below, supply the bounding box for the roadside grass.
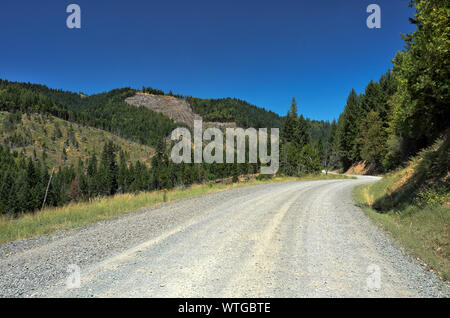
[353,136,450,281]
[0,173,350,245]
[354,185,449,281]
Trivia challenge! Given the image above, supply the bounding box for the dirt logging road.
[0,176,448,297]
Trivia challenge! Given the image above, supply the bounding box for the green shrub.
[415,185,449,208]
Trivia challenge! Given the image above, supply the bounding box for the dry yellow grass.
[354,156,450,281]
[387,165,415,195]
[362,187,375,207]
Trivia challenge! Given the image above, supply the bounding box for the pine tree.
[117,150,129,193]
[232,163,239,183]
[335,89,361,170]
[99,141,118,195]
[358,111,386,167]
[87,153,98,197]
[281,98,311,175]
[300,144,321,174]
[287,97,298,118]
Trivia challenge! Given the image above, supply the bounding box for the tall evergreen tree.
[287,97,298,118]
[358,111,387,167]
[390,0,450,149]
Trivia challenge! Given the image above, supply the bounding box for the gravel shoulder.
[0,177,448,297]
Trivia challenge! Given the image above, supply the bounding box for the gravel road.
[0,176,448,297]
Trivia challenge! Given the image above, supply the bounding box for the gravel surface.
[0,177,448,298]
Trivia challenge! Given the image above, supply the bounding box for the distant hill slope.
[125,92,239,129]
[1,79,284,143]
[0,111,154,168]
[1,78,332,149]
[139,85,284,129]
[186,96,284,128]
[0,80,177,147]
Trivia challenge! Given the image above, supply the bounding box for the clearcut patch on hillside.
[125,92,237,129]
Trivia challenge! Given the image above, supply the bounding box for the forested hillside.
[0,141,158,215]
[186,96,284,128]
[142,86,285,129]
[0,111,154,167]
[333,0,449,174]
[0,81,176,147]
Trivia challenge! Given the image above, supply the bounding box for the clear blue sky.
[0,0,416,121]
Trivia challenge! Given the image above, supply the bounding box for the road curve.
[0,176,448,297]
